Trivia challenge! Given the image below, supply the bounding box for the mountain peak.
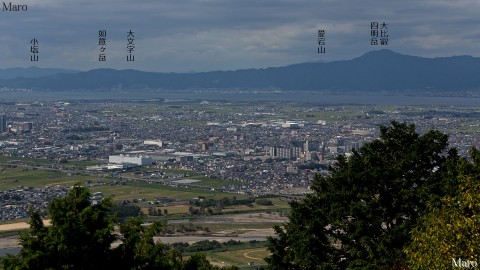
[358,49,406,59]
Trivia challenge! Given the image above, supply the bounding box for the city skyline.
[2,0,480,72]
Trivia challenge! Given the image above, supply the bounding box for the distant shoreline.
[1,90,479,107]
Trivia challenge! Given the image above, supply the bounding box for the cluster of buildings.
[0,114,33,134]
[266,139,363,161]
[0,185,68,221]
[0,100,479,197]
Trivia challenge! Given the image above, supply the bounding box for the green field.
[0,156,51,166]
[0,165,289,218]
[208,248,270,268]
[0,156,290,264]
[0,164,239,202]
[89,181,237,202]
[0,167,89,189]
[183,176,243,188]
[124,169,242,189]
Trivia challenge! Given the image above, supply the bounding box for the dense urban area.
[1,99,479,221]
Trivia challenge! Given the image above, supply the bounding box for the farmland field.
[0,156,291,268]
[208,248,270,268]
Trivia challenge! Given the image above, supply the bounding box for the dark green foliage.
[181,240,222,253]
[255,198,273,206]
[266,121,462,269]
[192,197,255,208]
[182,253,238,270]
[2,211,50,270]
[170,240,243,253]
[3,185,116,270]
[265,197,339,270]
[112,204,143,221]
[147,206,163,216]
[404,148,480,269]
[2,184,232,270]
[112,218,173,269]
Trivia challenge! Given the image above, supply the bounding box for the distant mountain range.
[1,50,479,92]
[0,67,79,79]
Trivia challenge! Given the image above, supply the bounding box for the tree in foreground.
[2,184,235,270]
[404,165,480,268]
[266,121,463,269]
[403,148,480,269]
[3,185,116,269]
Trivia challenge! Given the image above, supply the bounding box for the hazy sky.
[2,0,480,72]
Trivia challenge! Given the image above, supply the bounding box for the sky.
[2,0,480,72]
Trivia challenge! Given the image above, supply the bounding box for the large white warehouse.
[109,154,153,166]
